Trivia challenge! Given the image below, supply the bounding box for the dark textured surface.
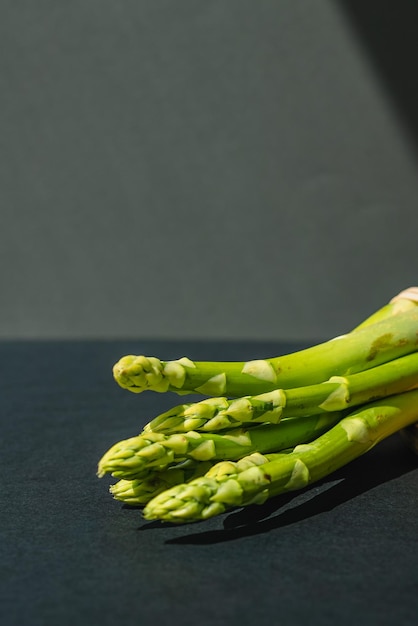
[2,339,418,626]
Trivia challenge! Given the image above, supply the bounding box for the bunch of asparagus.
[98,288,418,524]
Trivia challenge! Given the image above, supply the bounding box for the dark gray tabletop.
[2,339,418,626]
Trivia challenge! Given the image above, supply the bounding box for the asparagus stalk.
[141,289,418,434]
[112,307,418,397]
[144,351,418,433]
[143,388,418,523]
[97,411,341,480]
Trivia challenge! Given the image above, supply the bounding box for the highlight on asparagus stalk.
[98,412,341,479]
[143,388,418,523]
[144,351,418,433]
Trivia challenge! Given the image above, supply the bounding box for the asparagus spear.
[144,351,418,433]
[141,289,418,434]
[143,388,418,523]
[119,288,418,436]
[110,452,286,506]
[100,287,418,524]
[110,460,213,506]
[97,411,341,480]
[112,308,418,397]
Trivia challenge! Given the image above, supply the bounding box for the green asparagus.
[98,411,341,479]
[113,308,418,397]
[99,287,418,527]
[110,460,213,505]
[143,388,418,523]
[144,351,418,433]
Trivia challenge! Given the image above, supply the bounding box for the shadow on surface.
[336,0,418,157]
[161,435,418,544]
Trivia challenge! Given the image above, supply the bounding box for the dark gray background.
[1,1,418,342]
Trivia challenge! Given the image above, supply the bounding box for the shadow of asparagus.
[161,433,418,545]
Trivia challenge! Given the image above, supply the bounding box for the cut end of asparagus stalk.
[390,287,418,304]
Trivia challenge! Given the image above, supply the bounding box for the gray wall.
[1,1,418,341]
